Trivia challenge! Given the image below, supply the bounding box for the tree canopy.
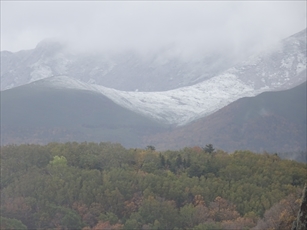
[1,142,306,229]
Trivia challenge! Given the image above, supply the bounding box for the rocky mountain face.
[0,39,235,92]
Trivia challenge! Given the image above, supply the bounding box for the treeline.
[0,142,306,229]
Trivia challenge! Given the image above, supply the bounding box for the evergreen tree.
[204,144,215,154]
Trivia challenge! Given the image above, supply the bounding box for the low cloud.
[1,1,306,61]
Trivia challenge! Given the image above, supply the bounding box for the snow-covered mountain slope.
[2,29,306,126]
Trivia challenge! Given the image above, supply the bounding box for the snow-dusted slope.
[41,74,265,126]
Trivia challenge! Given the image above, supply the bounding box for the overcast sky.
[1,1,306,60]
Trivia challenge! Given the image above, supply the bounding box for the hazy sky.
[1,1,306,59]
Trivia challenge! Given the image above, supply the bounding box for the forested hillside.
[1,142,306,229]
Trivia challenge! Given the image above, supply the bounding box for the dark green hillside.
[1,82,167,147]
[146,82,306,153]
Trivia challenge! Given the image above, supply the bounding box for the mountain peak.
[35,38,66,51]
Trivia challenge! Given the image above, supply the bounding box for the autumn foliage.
[0,142,306,229]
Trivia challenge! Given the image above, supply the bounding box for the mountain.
[2,29,305,126]
[145,81,307,153]
[0,81,167,147]
[0,29,306,149]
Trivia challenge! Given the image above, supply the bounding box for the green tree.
[0,216,27,230]
[146,145,155,151]
[124,218,140,229]
[203,144,215,154]
[159,154,166,168]
[49,155,67,168]
[176,154,183,168]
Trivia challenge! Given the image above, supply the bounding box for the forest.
[0,142,306,229]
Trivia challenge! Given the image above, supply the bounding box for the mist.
[1,1,306,61]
